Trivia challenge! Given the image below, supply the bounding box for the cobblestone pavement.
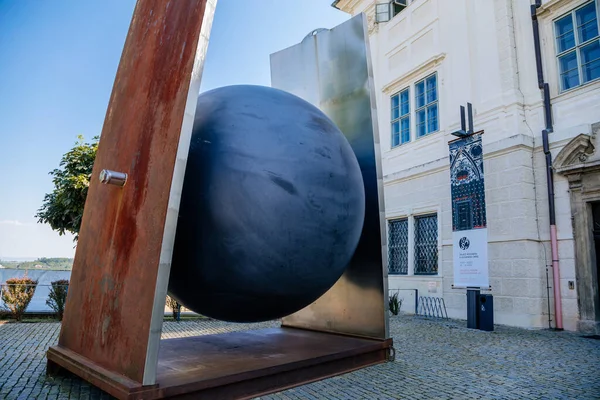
[1,315,599,399]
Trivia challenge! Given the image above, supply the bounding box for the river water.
[0,269,72,312]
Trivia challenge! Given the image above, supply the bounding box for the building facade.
[333,0,600,332]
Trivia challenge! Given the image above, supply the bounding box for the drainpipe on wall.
[531,1,563,330]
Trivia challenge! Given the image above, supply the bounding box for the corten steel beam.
[47,0,216,387]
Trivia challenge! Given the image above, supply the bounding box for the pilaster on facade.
[494,0,521,96]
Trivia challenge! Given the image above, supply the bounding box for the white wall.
[335,0,600,330]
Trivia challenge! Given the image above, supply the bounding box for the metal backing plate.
[270,13,389,340]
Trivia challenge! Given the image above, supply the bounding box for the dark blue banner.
[449,134,487,232]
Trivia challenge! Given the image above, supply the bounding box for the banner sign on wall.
[449,133,489,288]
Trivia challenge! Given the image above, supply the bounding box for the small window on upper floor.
[555,1,600,91]
[375,1,409,23]
[376,3,391,23]
[389,71,440,147]
[392,0,408,17]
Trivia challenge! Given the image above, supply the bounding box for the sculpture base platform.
[47,327,392,400]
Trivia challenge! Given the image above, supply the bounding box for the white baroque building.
[332,0,600,332]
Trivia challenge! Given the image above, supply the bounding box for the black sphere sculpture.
[168,85,365,322]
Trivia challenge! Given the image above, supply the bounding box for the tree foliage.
[46,279,69,321]
[36,135,98,241]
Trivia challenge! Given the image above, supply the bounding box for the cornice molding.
[537,0,588,16]
[381,53,446,94]
[554,133,597,174]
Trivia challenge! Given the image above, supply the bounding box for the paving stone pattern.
[0,315,598,399]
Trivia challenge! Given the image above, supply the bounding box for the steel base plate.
[47,327,392,400]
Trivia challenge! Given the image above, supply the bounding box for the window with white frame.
[391,88,410,147]
[388,213,438,276]
[555,1,600,91]
[389,72,439,147]
[415,73,439,137]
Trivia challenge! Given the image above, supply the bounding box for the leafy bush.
[166,295,181,321]
[46,279,69,320]
[388,292,402,316]
[1,276,38,321]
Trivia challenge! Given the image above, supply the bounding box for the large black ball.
[168,85,365,322]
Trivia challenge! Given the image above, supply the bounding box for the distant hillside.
[0,258,73,270]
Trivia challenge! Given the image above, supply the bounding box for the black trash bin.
[478,294,494,331]
[466,289,480,329]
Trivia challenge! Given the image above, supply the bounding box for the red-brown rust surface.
[57,0,208,384]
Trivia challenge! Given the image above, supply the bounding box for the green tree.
[36,135,98,241]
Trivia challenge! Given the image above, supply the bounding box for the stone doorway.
[592,203,600,308]
[554,130,600,333]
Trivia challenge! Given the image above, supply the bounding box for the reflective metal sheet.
[270,13,389,340]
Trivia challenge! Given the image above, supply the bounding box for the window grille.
[414,214,438,275]
[388,218,408,275]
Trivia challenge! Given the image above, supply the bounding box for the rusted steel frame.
[48,0,214,385]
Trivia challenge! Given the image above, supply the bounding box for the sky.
[0,0,349,260]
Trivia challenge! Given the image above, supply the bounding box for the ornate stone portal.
[555,123,600,334]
